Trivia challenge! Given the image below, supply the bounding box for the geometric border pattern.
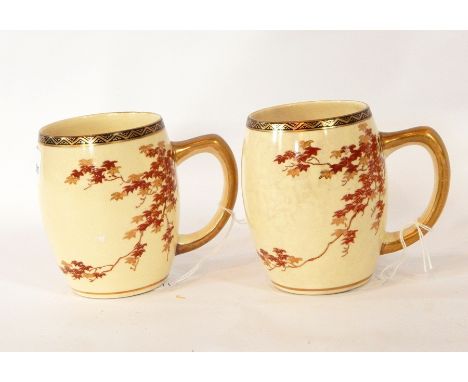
[39,120,165,146]
[247,107,372,132]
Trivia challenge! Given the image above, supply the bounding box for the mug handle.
[379,127,450,254]
[171,134,238,255]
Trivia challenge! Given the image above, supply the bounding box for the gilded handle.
[380,127,450,254]
[172,134,238,255]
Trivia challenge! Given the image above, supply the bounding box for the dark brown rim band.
[39,119,165,146]
[247,107,372,132]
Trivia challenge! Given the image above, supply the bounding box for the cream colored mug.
[242,100,450,294]
[39,112,237,298]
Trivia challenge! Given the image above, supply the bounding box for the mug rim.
[39,111,164,147]
[247,100,372,132]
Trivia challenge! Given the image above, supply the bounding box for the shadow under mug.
[242,100,450,294]
[39,112,238,298]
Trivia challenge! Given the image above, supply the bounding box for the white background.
[0,31,467,351]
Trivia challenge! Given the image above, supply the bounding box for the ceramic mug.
[242,100,450,294]
[39,112,237,298]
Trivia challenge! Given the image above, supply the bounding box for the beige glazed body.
[39,112,237,298]
[242,101,450,294]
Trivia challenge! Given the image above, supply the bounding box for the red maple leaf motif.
[61,142,177,281]
[264,124,386,270]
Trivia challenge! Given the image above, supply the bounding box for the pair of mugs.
[38,100,450,297]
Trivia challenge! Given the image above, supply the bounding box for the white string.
[162,207,246,288]
[377,221,433,282]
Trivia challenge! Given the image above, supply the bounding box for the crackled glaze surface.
[39,120,179,298]
[39,112,240,298]
[242,112,388,294]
